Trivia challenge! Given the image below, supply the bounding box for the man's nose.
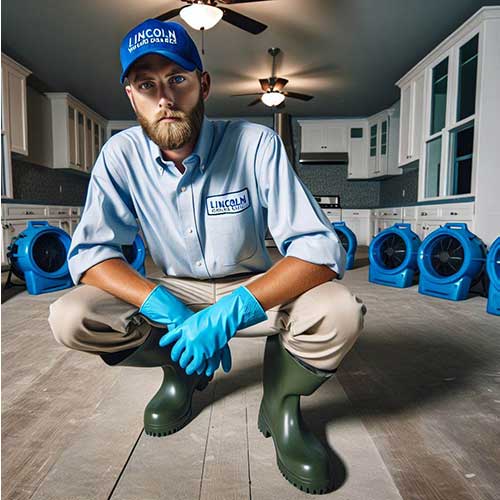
[158,83,175,108]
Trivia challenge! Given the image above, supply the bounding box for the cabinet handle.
[450,212,458,216]
[421,212,427,216]
[25,210,34,215]
[58,211,65,215]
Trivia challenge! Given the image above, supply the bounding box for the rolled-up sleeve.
[68,147,138,285]
[256,132,346,279]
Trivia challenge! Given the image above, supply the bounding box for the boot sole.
[145,374,214,437]
[258,406,333,495]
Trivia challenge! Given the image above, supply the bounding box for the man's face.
[125,54,210,151]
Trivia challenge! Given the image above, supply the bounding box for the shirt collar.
[150,116,214,174]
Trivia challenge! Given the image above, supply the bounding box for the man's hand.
[159,286,268,375]
[140,284,230,376]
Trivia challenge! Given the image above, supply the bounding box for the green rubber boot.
[258,335,334,494]
[101,324,212,437]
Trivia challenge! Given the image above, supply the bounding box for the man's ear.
[201,71,211,101]
[125,85,137,114]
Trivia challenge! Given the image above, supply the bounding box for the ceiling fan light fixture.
[261,91,286,107]
[180,4,223,30]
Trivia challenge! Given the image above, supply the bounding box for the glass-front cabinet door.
[85,117,93,172]
[421,30,480,201]
[456,34,478,122]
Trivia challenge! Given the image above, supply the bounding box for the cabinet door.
[2,219,29,265]
[399,83,412,165]
[368,122,378,175]
[347,127,368,179]
[68,105,77,167]
[76,110,85,170]
[93,122,100,164]
[70,218,79,236]
[377,118,389,176]
[301,125,325,152]
[59,219,71,236]
[324,124,347,152]
[410,73,425,161]
[85,117,93,172]
[5,68,28,155]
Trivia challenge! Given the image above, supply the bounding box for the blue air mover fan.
[369,223,421,288]
[122,234,146,276]
[332,222,357,270]
[6,221,73,295]
[486,236,500,315]
[418,223,486,301]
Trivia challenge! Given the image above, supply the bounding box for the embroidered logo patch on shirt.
[206,188,251,216]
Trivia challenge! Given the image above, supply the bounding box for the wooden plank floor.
[2,247,499,499]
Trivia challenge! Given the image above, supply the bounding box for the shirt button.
[188,228,193,234]
[181,186,187,192]
[196,260,202,267]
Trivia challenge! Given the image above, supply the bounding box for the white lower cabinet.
[371,202,474,243]
[1,204,82,268]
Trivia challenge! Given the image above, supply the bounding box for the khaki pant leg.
[216,275,367,372]
[48,276,215,354]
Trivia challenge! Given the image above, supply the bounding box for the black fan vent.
[379,233,407,269]
[429,236,464,277]
[122,244,137,264]
[32,233,66,273]
[338,231,349,252]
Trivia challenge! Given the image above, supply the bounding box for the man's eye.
[139,82,154,90]
[170,75,186,84]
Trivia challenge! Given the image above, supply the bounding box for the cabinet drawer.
[5,205,46,219]
[440,204,474,221]
[402,206,417,219]
[342,209,371,218]
[322,208,341,221]
[47,206,70,217]
[379,207,401,219]
[417,206,440,218]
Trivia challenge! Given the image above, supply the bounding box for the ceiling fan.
[232,47,314,107]
[155,0,270,34]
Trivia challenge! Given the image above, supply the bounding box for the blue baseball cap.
[119,19,203,84]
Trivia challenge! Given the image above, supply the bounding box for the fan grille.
[32,233,67,273]
[337,231,349,252]
[379,233,407,269]
[429,235,464,277]
[122,244,137,264]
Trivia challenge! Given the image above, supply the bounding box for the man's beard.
[136,94,204,151]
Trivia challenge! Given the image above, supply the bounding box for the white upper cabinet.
[45,93,107,173]
[396,7,500,245]
[397,72,425,167]
[299,121,348,152]
[347,123,368,179]
[1,53,31,156]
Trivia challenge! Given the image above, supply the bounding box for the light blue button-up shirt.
[68,117,346,284]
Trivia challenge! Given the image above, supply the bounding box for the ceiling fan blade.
[155,7,183,22]
[218,0,272,3]
[231,92,264,97]
[282,91,314,101]
[273,78,288,91]
[219,6,267,34]
[259,78,271,92]
[248,97,262,106]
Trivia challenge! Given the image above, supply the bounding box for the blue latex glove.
[140,285,229,376]
[159,286,268,375]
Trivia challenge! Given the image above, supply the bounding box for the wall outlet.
[59,185,63,193]
[402,189,406,198]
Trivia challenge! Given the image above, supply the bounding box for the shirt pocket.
[208,207,258,266]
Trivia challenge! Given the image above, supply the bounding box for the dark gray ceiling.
[2,0,497,120]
